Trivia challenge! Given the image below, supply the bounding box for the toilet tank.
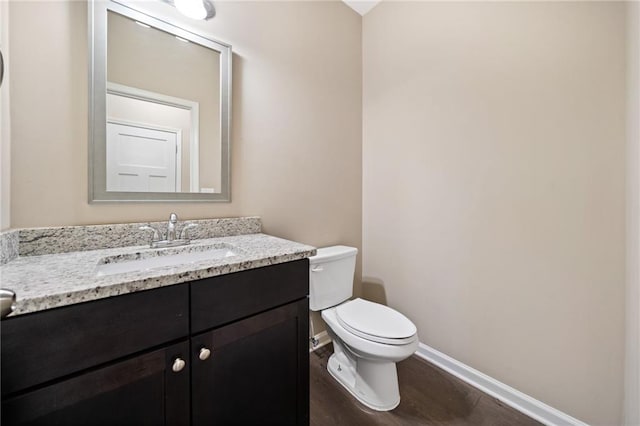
[308,245,358,311]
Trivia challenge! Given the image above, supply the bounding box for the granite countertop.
[0,233,316,317]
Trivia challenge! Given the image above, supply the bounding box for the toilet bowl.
[309,246,418,411]
[321,299,418,410]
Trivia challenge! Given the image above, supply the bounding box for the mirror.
[89,0,231,202]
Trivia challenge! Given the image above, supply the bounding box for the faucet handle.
[179,223,198,241]
[139,225,161,246]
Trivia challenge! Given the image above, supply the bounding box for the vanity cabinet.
[1,259,309,426]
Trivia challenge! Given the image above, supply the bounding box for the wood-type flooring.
[310,344,543,426]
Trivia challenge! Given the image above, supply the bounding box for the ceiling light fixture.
[168,0,215,21]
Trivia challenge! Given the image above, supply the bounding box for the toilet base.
[326,339,400,411]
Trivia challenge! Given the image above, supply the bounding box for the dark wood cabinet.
[2,341,191,426]
[1,259,309,426]
[1,284,189,396]
[191,298,309,426]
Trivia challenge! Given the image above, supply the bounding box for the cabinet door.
[191,298,309,426]
[1,341,190,426]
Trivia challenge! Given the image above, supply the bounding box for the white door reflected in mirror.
[106,83,205,193]
[106,121,180,192]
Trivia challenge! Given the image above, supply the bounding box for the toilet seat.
[335,298,417,345]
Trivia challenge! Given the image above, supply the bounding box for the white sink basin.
[95,243,240,277]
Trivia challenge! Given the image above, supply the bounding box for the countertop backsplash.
[0,230,19,265]
[2,216,262,258]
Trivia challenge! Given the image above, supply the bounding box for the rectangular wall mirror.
[89,0,231,202]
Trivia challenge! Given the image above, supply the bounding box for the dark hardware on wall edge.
[0,49,4,88]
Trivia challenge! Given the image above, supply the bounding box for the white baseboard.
[415,342,588,426]
[309,331,332,352]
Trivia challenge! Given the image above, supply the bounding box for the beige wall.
[8,0,361,248]
[363,2,625,425]
[625,2,640,425]
[0,0,10,231]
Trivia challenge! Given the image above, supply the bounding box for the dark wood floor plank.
[310,344,542,426]
[463,394,542,426]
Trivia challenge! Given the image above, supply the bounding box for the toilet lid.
[336,298,417,345]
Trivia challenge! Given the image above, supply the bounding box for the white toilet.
[309,245,418,411]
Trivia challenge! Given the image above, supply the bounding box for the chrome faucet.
[139,225,160,246]
[180,223,199,240]
[139,213,198,248]
[167,213,178,242]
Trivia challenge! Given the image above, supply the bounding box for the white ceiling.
[342,0,381,16]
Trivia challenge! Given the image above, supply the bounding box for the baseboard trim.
[415,342,588,426]
[309,331,331,352]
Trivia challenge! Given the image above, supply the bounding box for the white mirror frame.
[89,0,231,202]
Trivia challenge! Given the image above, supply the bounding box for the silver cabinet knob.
[172,357,186,372]
[0,289,16,318]
[199,347,211,361]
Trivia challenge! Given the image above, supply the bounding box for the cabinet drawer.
[1,284,189,396]
[191,259,309,333]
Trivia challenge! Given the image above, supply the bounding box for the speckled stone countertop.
[0,230,316,317]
